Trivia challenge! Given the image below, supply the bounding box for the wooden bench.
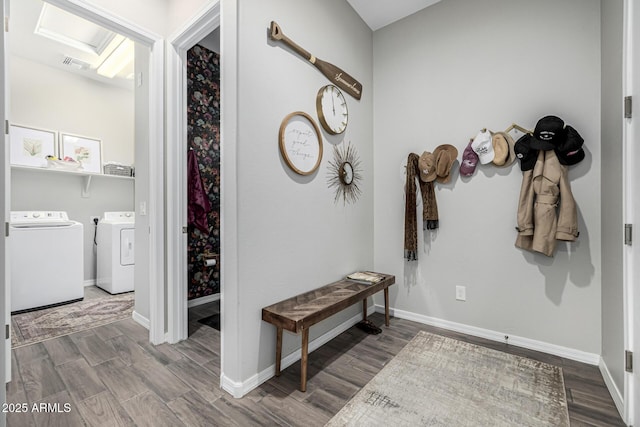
[261,273,395,392]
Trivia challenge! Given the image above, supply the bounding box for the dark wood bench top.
[262,273,395,333]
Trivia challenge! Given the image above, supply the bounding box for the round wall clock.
[316,84,348,135]
[279,111,323,175]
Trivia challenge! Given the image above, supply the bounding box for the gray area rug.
[12,293,134,348]
[326,331,569,427]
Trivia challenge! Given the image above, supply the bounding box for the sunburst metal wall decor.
[327,142,362,205]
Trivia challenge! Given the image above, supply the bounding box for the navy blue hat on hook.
[530,116,566,151]
[514,134,538,171]
[555,125,585,166]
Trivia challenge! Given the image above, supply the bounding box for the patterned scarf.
[404,153,439,261]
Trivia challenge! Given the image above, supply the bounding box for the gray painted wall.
[10,57,134,282]
[600,0,625,396]
[373,0,602,354]
[232,0,374,381]
[199,28,220,54]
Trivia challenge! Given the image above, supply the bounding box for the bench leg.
[362,298,367,321]
[300,328,309,392]
[384,288,390,327]
[275,326,283,376]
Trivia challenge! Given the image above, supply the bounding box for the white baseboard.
[220,374,245,398]
[599,359,625,421]
[83,279,96,287]
[375,304,601,366]
[188,293,220,308]
[220,302,604,399]
[132,311,150,330]
[220,304,376,398]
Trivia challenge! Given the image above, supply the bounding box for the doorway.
[38,0,166,347]
[8,0,137,331]
[2,0,164,387]
[166,4,220,344]
[185,30,221,344]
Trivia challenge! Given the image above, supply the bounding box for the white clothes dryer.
[96,212,135,294]
[10,211,84,313]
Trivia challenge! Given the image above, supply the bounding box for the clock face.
[340,162,354,185]
[316,85,348,135]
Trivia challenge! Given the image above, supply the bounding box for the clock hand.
[331,95,335,115]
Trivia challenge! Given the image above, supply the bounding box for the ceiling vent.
[62,56,90,70]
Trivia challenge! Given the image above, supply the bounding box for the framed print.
[278,111,323,175]
[60,133,103,174]
[9,124,57,168]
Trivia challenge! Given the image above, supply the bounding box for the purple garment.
[188,150,211,233]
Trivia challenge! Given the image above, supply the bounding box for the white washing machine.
[10,211,84,313]
[97,211,135,294]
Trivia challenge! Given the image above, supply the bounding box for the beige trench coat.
[515,150,578,256]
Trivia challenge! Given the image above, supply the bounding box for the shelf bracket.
[82,175,92,198]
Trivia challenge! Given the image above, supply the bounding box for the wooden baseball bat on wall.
[269,21,363,100]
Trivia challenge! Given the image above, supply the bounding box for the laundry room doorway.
[8,0,138,321]
[2,0,165,384]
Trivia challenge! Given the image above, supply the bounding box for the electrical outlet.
[90,216,100,224]
[455,285,466,301]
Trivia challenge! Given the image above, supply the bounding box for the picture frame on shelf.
[9,124,57,168]
[60,133,103,174]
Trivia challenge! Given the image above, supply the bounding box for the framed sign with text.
[278,111,322,176]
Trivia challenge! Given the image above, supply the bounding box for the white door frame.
[43,0,165,344]
[623,0,638,424]
[1,0,8,424]
[166,1,220,345]
[166,0,244,397]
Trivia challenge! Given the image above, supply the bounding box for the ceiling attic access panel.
[11,0,136,89]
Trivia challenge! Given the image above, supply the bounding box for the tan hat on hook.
[418,151,437,182]
[433,144,459,184]
[491,131,516,167]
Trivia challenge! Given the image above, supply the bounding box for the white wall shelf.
[11,165,133,198]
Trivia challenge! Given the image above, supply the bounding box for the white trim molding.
[166,1,220,345]
[221,305,376,398]
[375,305,601,365]
[600,358,625,420]
[83,279,96,287]
[188,293,220,308]
[132,310,150,330]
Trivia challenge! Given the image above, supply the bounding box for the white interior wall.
[81,0,169,37]
[11,170,134,281]
[600,0,625,398]
[10,57,134,165]
[73,0,209,38]
[230,0,374,382]
[373,0,602,355]
[10,56,135,282]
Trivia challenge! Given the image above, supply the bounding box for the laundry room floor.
[10,286,133,348]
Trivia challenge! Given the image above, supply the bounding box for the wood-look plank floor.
[6,298,625,426]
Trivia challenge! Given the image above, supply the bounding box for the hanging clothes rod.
[504,123,533,135]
